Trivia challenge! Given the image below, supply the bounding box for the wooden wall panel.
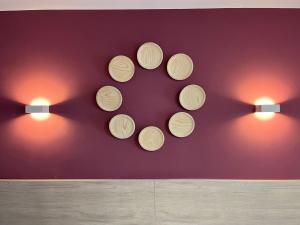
[155,180,300,225]
[0,180,300,225]
[0,180,155,225]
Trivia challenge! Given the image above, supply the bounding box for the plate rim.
[179,84,206,111]
[109,114,136,139]
[108,55,135,82]
[96,85,123,112]
[138,125,165,151]
[137,42,164,70]
[168,111,195,138]
[167,53,194,80]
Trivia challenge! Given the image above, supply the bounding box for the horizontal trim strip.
[1,0,300,11]
[1,179,300,182]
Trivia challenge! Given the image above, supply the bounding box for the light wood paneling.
[1,0,300,11]
[0,180,155,225]
[0,180,300,225]
[155,180,300,225]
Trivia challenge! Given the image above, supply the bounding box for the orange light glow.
[227,69,296,105]
[4,66,75,106]
[29,98,51,121]
[217,66,298,152]
[2,64,76,145]
[227,113,297,152]
[254,97,276,121]
[8,114,73,146]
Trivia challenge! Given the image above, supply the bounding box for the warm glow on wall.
[254,97,276,121]
[4,65,75,106]
[227,69,296,105]
[218,66,298,152]
[28,98,51,121]
[8,114,73,146]
[228,113,297,152]
[1,64,77,145]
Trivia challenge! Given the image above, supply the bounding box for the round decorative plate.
[109,55,135,82]
[179,84,206,110]
[96,86,122,111]
[167,53,193,80]
[168,112,195,138]
[109,114,135,139]
[137,42,163,70]
[138,126,165,151]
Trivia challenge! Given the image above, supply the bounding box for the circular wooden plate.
[167,53,193,80]
[109,55,135,82]
[109,114,135,139]
[179,84,206,110]
[96,86,122,111]
[138,126,165,151]
[137,42,163,69]
[168,112,195,138]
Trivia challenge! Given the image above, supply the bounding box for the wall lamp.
[255,104,280,113]
[254,97,280,120]
[25,105,49,114]
[25,98,51,121]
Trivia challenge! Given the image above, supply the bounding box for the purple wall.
[0,9,300,179]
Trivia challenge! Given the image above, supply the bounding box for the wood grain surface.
[167,53,193,80]
[179,84,206,110]
[108,55,135,82]
[0,180,155,225]
[109,114,135,139]
[168,112,195,137]
[0,180,300,225]
[96,86,123,111]
[138,126,165,151]
[137,42,163,70]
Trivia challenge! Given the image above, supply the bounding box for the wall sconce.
[255,104,280,113]
[25,98,51,121]
[254,97,280,120]
[25,105,49,113]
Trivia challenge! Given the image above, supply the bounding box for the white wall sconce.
[25,105,49,114]
[254,97,280,120]
[25,98,51,121]
[255,104,280,113]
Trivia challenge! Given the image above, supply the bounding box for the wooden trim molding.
[0,0,300,11]
[0,179,300,224]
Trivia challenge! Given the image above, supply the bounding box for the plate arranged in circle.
[109,114,135,139]
[179,84,206,110]
[109,55,135,82]
[138,126,165,151]
[167,53,193,80]
[168,112,195,138]
[96,86,122,112]
[137,42,163,70]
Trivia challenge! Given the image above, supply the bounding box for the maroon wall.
[0,9,300,179]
